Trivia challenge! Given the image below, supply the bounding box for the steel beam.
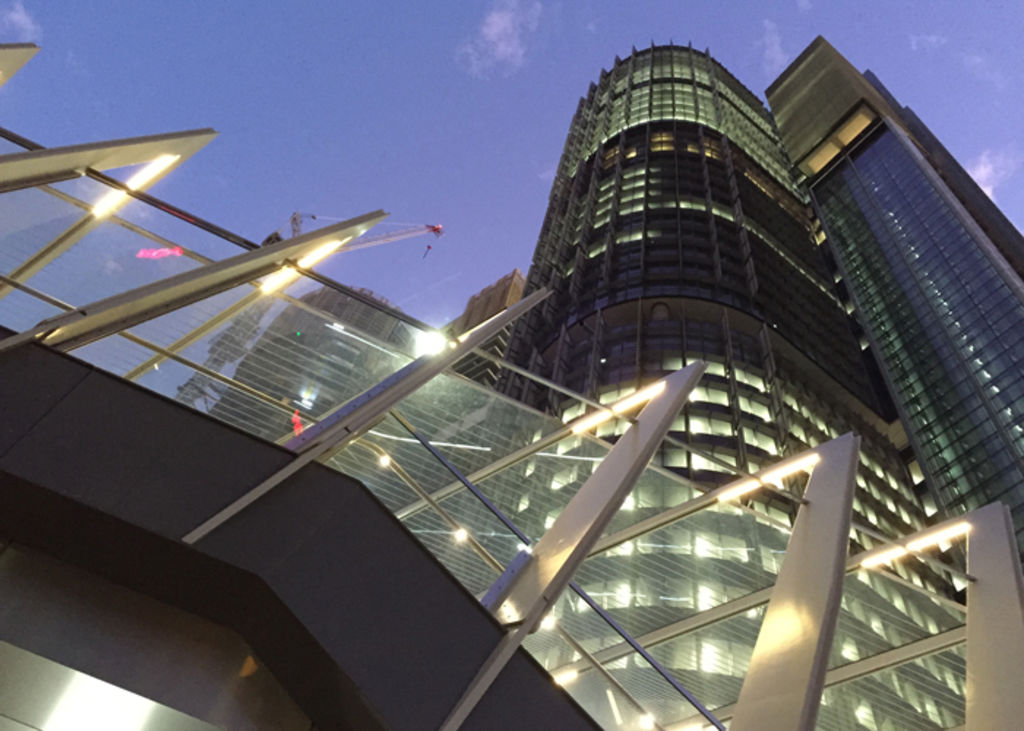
[0,129,217,299]
[730,433,860,731]
[438,362,706,730]
[0,211,385,354]
[0,43,38,88]
[180,288,550,545]
[965,502,1024,731]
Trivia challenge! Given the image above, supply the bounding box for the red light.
[136,246,183,259]
[291,409,304,436]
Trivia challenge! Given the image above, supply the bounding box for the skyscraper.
[767,37,1024,552]
[499,46,970,726]
[503,44,931,551]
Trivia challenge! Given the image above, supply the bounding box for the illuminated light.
[297,236,352,269]
[44,673,155,731]
[570,407,614,435]
[612,381,666,414]
[716,479,760,503]
[605,689,623,725]
[553,669,578,686]
[92,154,180,218]
[906,521,972,553]
[717,453,822,502]
[539,614,557,631]
[639,713,656,730]
[136,245,183,259]
[91,190,128,218]
[760,452,821,483]
[260,266,298,293]
[290,409,304,436]
[127,153,180,189]
[860,545,909,568]
[516,542,533,554]
[413,330,448,357]
[378,454,391,468]
[571,382,666,434]
[453,527,469,543]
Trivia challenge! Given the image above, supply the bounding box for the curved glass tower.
[505,45,922,527]
[503,45,965,728]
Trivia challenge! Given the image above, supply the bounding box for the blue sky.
[2,1,1021,326]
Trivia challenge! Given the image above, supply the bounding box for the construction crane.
[260,212,443,256]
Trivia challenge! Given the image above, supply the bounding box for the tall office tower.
[767,37,1024,551]
[503,45,931,547]
[498,46,969,727]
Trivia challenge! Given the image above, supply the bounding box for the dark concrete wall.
[0,336,598,731]
[0,543,310,730]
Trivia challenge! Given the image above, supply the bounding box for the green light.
[296,331,301,336]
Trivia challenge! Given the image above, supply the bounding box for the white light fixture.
[261,236,354,293]
[92,154,180,218]
[45,674,155,731]
[717,453,821,502]
[453,527,469,543]
[378,454,391,467]
[260,265,298,293]
[297,236,352,269]
[861,521,972,569]
[553,669,578,686]
[639,714,656,730]
[906,521,971,552]
[539,614,557,631]
[413,330,449,357]
[571,381,667,434]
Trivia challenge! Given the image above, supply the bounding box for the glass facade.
[814,124,1024,551]
[500,46,963,729]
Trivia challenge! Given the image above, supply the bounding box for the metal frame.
[964,502,1024,730]
[730,433,860,731]
[0,43,39,89]
[180,288,550,545]
[439,363,707,730]
[0,211,386,353]
[0,129,217,299]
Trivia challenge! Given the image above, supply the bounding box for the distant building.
[448,269,525,386]
[179,285,414,441]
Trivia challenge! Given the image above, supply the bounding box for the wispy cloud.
[758,20,789,77]
[796,0,812,11]
[0,0,40,42]
[967,148,1020,200]
[457,0,542,78]
[909,33,946,51]
[961,52,1006,90]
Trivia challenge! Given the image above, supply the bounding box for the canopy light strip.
[570,381,667,434]
[717,452,822,502]
[860,521,972,568]
[92,154,180,218]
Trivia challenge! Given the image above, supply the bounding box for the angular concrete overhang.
[0,330,599,730]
